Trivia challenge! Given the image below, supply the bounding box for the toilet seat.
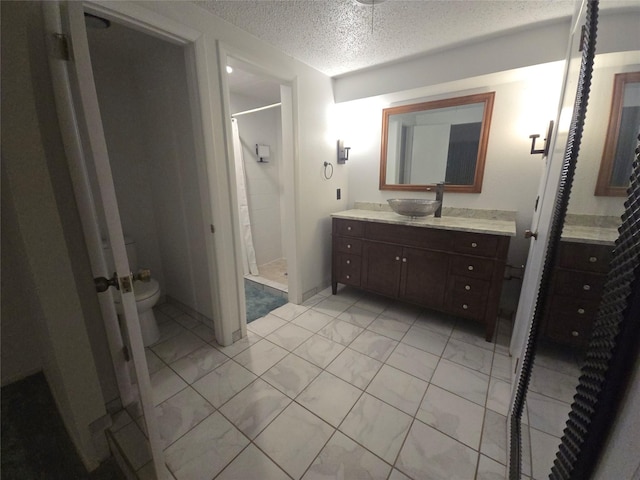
[114,278,160,303]
[132,278,160,301]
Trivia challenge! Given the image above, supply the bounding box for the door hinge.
[50,33,72,61]
[210,224,215,234]
[123,345,130,362]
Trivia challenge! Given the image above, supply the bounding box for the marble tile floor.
[522,342,583,479]
[111,286,522,480]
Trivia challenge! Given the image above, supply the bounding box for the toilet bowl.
[103,236,161,347]
[113,278,161,346]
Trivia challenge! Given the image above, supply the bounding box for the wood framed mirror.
[379,92,495,193]
[595,71,640,196]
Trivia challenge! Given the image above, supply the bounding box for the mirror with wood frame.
[594,71,640,196]
[379,92,495,193]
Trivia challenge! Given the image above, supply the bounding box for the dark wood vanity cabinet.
[542,241,613,347]
[332,218,510,341]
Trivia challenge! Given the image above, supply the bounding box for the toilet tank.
[102,236,138,273]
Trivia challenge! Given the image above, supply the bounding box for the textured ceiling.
[195,0,582,77]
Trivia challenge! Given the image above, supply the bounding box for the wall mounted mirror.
[510,1,640,478]
[595,71,640,196]
[379,92,495,193]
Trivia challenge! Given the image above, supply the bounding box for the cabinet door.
[362,242,403,297]
[399,247,449,309]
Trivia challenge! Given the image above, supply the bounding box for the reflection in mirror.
[595,71,640,196]
[521,54,634,479]
[379,92,494,193]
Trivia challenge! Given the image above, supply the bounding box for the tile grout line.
[129,293,516,479]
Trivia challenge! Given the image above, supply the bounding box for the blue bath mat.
[245,280,287,323]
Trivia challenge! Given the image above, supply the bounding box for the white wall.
[231,93,284,267]
[135,33,214,320]
[88,26,167,291]
[336,63,565,267]
[1,167,44,385]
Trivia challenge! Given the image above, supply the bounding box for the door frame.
[217,42,302,317]
[81,0,244,346]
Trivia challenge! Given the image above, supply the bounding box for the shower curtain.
[231,118,259,276]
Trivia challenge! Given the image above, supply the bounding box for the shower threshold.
[246,258,288,296]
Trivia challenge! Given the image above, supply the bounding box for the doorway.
[85,19,217,330]
[225,57,294,320]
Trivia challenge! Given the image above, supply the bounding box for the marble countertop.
[561,225,618,245]
[330,209,517,236]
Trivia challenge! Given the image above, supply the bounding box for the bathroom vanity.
[541,225,617,347]
[331,207,516,341]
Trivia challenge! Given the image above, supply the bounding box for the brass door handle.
[524,229,538,240]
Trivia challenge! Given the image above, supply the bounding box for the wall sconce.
[256,144,270,162]
[529,120,554,156]
[337,140,351,164]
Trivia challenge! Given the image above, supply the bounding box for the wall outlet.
[336,188,341,200]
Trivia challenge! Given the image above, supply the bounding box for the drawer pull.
[589,256,598,263]
[346,260,351,265]
[571,330,580,337]
[577,308,585,314]
[462,304,469,310]
[468,265,474,271]
[395,256,400,261]
[465,285,471,291]
[347,226,352,231]
[346,274,350,280]
[583,284,591,291]
[471,242,478,248]
[402,258,407,263]
[347,244,351,249]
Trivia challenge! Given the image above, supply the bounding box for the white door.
[43,2,168,477]
[509,0,588,381]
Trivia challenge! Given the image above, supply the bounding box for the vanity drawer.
[446,295,487,321]
[365,222,450,250]
[449,255,495,280]
[545,295,598,346]
[451,232,499,257]
[335,237,362,255]
[447,275,491,298]
[557,242,613,274]
[333,218,364,237]
[335,253,361,286]
[552,269,606,299]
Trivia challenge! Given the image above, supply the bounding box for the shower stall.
[230,85,288,295]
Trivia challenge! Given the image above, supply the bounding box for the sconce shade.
[337,140,350,164]
[529,120,554,156]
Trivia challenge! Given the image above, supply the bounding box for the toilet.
[103,236,161,347]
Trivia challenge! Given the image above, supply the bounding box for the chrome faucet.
[434,182,444,218]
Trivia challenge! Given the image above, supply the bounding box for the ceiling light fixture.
[355,0,386,33]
